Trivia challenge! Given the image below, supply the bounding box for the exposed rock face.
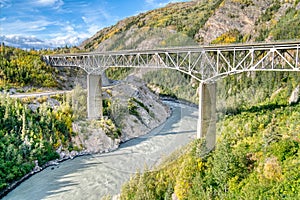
[196,0,266,43]
[72,122,121,154]
[289,85,300,105]
[195,0,298,43]
[71,76,170,154]
[116,76,170,141]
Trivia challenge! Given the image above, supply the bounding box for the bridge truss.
[45,41,300,82]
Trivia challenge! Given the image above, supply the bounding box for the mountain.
[0,35,84,50]
[80,0,300,51]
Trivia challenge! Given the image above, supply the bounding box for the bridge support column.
[87,74,102,119]
[197,82,217,151]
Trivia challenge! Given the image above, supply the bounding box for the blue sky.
[0,0,188,46]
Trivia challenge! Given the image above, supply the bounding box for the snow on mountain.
[48,35,83,48]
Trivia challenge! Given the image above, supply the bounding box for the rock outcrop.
[289,85,300,105]
[71,76,170,154]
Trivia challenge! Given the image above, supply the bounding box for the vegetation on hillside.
[119,83,300,199]
[217,72,300,113]
[0,45,57,90]
[103,0,300,105]
[143,69,198,103]
[0,45,86,91]
[81,0,223,50]
[255,0,300,41]
[271,7,300,40]
[0,46,80,191]
[0,95,75,191]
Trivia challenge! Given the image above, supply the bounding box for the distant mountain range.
[0,35,84,49]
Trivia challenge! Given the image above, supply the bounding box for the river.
[3,102,198,200]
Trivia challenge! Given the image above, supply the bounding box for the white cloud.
[82,16,88,24]
[34,0,64,9]
[145,0,187,8]
[1,19,56,35]
[46,22,94,47]
[47,32,88,47]
[64,25,75,33]
[81,7,112,25]
[80,7,114,35]
[81,15,103,35]
[49,35,80,46]
[37,0,55,5]
[87,24,101,35]
[145,0,155,4]
[0,0,11,8]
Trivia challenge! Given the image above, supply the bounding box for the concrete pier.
[101,71,111,86]
[197,82,217,150]
[87,74,102,119]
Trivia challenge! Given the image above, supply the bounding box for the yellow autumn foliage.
[174,155,203,200]
[212,29,242,45]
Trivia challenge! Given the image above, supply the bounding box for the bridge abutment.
[197,82,217,151]
[87,74,103,119]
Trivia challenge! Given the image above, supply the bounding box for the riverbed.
[3,102,198,200]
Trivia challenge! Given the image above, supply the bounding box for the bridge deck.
[48,41,300,56]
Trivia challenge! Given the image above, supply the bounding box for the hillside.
[80,0,300,51]
[0,45,88,92]
[120,101,300,199]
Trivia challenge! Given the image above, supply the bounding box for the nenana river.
[3,102,198,200]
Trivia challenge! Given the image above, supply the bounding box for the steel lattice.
[44,41,300,82]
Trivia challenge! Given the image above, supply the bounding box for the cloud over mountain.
[0,35,84,49]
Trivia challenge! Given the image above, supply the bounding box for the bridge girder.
[44,41,300,82]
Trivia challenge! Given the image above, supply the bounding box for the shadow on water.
[157,130,195,136]
[4,158,106,200]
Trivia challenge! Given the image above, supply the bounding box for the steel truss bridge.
[45,41,299,82]
[44,41,300,150]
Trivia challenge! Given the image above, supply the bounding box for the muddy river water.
[4,102,198,200]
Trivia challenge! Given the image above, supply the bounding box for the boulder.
[172,193,179,200]
[33,160,42,172]
[289,85,300,105]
